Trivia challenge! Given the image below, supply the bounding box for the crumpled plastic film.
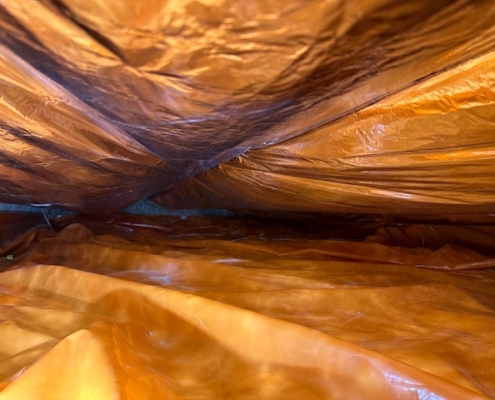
[0,1,495,213]
[156,48,495,215]
[0,214,495,399]
[1,1,495,398]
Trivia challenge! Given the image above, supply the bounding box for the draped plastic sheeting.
[0,213,493,399]
[0,0,494,214]
[1,1,495,398]
[157,50,495,215]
